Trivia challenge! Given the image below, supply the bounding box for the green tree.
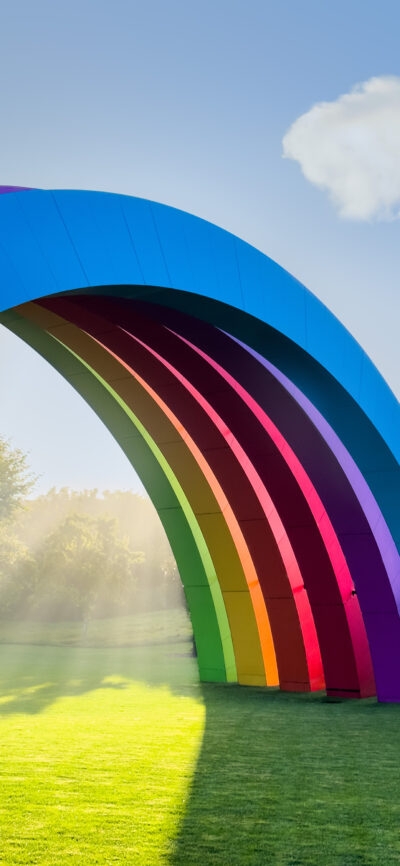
[16,487,185,615]
[0,476,186,621]
[0,437,35,520]
[0,523,36,616]
[0,437,35,613]
[31,512,144,623]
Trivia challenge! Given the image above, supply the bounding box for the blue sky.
[1,0,399,494]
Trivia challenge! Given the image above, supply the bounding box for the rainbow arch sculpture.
[1,186,399,701]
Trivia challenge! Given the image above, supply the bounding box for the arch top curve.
[1,186,399,702]
[0,187,397,466]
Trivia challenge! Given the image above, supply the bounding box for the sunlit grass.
[0,631,400,865]
[0,640,204,865]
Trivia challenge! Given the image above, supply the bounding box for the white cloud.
[282,76,400,221]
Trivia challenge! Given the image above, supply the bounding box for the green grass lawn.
[0,608,193,648]
[0,618,399,865]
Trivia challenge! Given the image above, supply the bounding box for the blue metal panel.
[0,190,59,300]
[0,187,398,471]
[304,292,363,401]
[18,190,88,292]
[122,196,171,287]
[235,238,308,349]
[52,191,143,288]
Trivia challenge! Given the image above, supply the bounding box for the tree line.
[0,437,184,624]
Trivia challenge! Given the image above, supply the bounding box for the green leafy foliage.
[0,436,35,519]
[0,437,36,611]
[25,511,143,623]
[0,439,185,623]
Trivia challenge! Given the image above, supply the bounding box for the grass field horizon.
[0,611,399,865]
[0,608,193,650]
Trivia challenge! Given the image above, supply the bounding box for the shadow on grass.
[169,685,400,866]
[0,641,196,715]
[1,642,400,864]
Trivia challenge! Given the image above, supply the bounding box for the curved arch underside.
[0,188,399,701]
